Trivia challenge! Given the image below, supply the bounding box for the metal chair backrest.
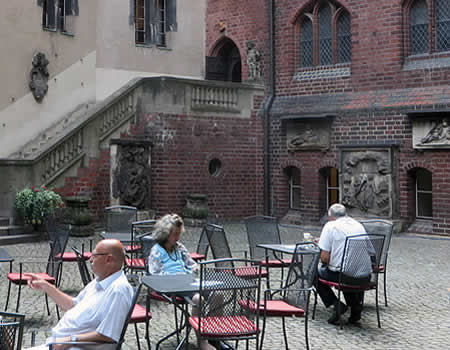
[72,247,93,286]
[283,244,320,311]
[245,215,282,261]
[46,223,71,280]
[139,234,156,271]
[340,234,385,282]
[104,206,137,234]
[360,220,393,266]
[196,226,210,258]
[197,258,262,339]
[0,311,25,350]
[116,282,143,350]
[204,224,234,268]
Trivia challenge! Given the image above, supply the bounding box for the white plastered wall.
[0,51,96,158]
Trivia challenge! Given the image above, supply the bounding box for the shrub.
[14,186,63,225]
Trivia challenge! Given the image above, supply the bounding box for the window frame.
[415,168,433,219]
[287,167,301,210]
[326,167,340,209]
[134,0,167,47]
[42,0,76,34]
[406,0,450,56]
[297,1,352,68]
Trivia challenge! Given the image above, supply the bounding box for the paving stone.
[0,225,448,349]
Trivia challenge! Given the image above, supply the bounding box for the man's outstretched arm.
[26,273,74,311]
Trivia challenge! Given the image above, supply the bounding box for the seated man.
[26,239,133,350]
[316,203,371,325]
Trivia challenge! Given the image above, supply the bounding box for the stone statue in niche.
[420,119,450,144]
[246,41,261,81]
[29,52,49,103]
[341,151,391,216]
[113,145,150,209]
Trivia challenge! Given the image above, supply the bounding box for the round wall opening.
[209,158,222,176]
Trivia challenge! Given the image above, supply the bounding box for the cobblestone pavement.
[1,223,449,349]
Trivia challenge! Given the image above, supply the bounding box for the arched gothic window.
[298,1,351,67]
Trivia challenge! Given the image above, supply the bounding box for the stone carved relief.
[246,41,261,81]
[113,145,151,209]
[341,150,391,216]
[29,52,49,103]
[286,121,330,151]
[413,118,450,148]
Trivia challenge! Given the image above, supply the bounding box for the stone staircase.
[9,102,96,159]
[0,216,43,245]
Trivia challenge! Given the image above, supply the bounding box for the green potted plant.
[14,186,64,230]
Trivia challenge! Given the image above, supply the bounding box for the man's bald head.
[91,239,125,279]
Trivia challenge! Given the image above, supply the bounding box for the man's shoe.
[210,340,234,350]
[348,314,361,325]
[327,301,348,325]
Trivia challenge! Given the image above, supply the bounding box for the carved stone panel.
[412,118,450,149]
[110,139,152,209]
[340,149,392,217]
[29,52,49,103]
[285,120,330,151]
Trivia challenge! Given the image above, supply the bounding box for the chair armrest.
[264,287,313,300]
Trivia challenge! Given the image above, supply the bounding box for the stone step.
[0,232,45,245]
[0,225,26,236]
[0,217,10,226]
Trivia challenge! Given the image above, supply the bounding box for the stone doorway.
[206,37,242,82]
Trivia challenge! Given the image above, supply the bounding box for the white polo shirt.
[318,216,372,277]
[48,270,133,344]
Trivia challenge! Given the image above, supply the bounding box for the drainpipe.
[263,0,276,215]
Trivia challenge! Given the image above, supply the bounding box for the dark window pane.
[416,168,432,191]
[319,5,332,65]
[291,167,301,186]
[292,187,301,209]
[337,11,351,63]
[44,0,57,30]
[328,189,339,206]
[300,18,313,67]
[436,0,450,52]
[417,192,432,217]
[410,0,429,54]
[328,168,339,187]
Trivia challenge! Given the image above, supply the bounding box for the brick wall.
[138,105,264,219]
[56,150,111,222]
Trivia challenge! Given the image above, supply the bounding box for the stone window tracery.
[297,1,351,67]
[407,0,450,56]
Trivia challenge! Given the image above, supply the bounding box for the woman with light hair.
[148,214,225,350]
[148,213,197,275]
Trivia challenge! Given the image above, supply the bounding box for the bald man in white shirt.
[26,239,133,350]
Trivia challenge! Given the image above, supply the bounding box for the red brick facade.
[206,0,450,235]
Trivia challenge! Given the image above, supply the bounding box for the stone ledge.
[0,233,45,245]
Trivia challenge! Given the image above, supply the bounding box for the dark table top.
[0,247,13,262]
[257,243,319,254]
[142,274,198,296]
[100,232,133,243]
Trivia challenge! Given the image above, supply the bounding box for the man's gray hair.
[328,203,347,218]
[152,213,184,244]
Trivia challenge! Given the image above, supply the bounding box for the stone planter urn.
[182,194,209,227]
[64,196,94,237]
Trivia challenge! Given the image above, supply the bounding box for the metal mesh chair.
[124,220,156,272]
[204,224,268,279]
[104,206,137,253]
[360,219,394,306]
[0,311,25,350]
[189,225,210,262]
[259,244,319,350]
[5,224,68,316]
[245,216,290,288]
[188,258,263,350]
[316,234,385,329]
[72,247,93,287]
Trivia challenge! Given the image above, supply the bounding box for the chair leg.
[305,312,310,350]
[281,317,289,350]
[375,287,381,328]
[45,293,51,316]
[16,283,22,312]
[312,288,318,320]
[5,280,12,311]
[134,323,141,350]
[260,314,267,350]
[383,272,388,307]
[337,289,343,330]
[56,304,60,320]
